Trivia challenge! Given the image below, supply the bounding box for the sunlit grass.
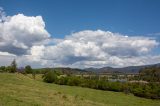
[0,73,159,106]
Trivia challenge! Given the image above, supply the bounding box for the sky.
[0,0,160,68]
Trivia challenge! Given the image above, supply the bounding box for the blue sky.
[1,0,160,38]
[0,0,160,68]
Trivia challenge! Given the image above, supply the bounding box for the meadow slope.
[0,73,160,106]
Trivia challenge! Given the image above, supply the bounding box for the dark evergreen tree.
[10,59,17,73]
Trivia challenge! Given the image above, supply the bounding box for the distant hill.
[54,67,87,75]
[32,67,88,75]
[32,63,160,74]
[85,63,160,74]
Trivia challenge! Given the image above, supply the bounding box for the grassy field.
[0,73,160,106]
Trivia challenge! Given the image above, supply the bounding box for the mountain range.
[85,63,160,74]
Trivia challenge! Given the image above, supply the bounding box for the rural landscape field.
[0,73,160,106]
[0,0,160,106]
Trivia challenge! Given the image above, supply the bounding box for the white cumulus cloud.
[28,30,159,68]
[0,13,50,55]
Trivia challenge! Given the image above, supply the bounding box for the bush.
[55,77,68,85]
[42,71,57,83]
[67,76,82,86]
[130,83,160,99]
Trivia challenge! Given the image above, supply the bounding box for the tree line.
[0,59,17,73]
[42,69,160,99]
[0,59,35,77]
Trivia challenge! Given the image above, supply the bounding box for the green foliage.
[66,76,82,86]
[0,66,6,72]
[50,75,160,99]
[25,65,32,74]
[5,66,12,72]
[130,83,159,99]
[55,77,68,85]
[42,70,57,83]
[139,66,160,82]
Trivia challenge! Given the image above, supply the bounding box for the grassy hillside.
[0,73,160,106]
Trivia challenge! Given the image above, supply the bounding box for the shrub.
[67,76,82,86]
[55,77,68,85]
[42,71,57,83]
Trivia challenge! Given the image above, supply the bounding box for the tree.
[25,65,32,74]
[10,59,17,73]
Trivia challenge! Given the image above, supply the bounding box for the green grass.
[0,73,160,106]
